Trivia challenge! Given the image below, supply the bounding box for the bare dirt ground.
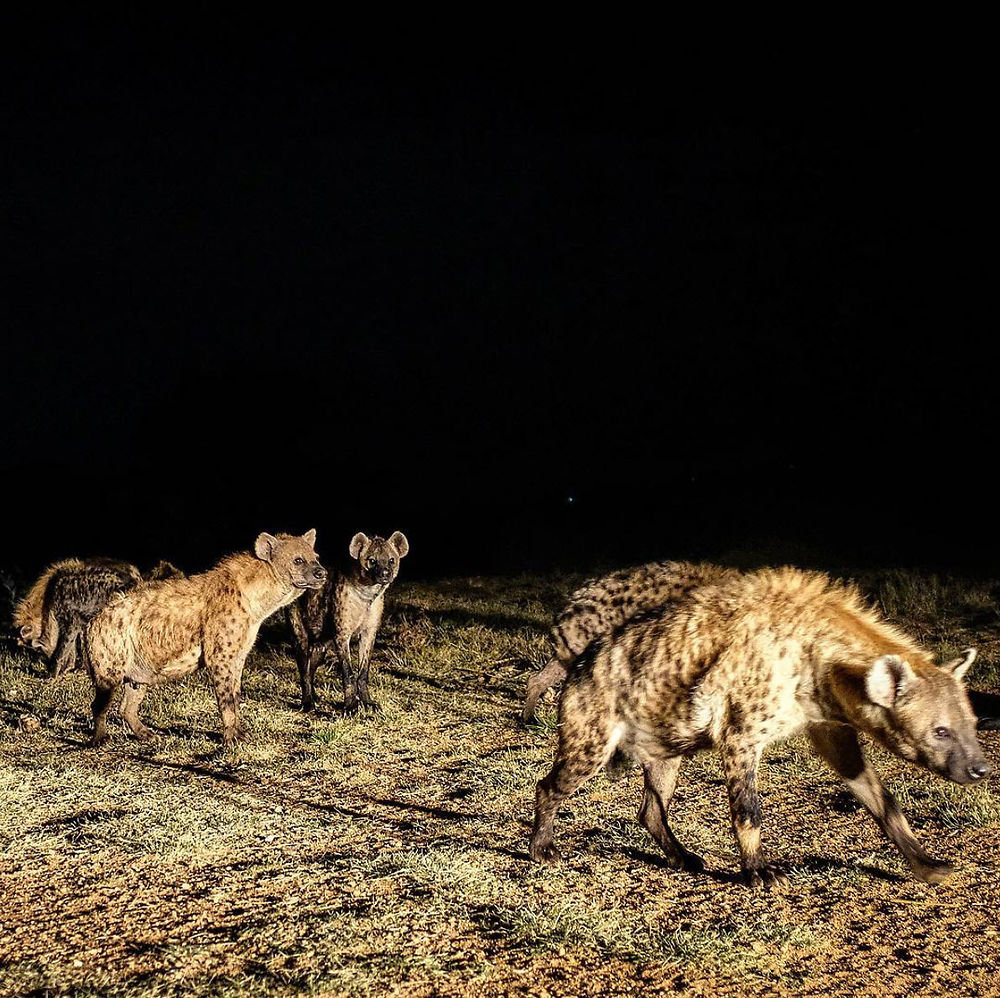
[2,571,999,997]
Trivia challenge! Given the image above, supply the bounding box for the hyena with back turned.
[522,560,737,722]
[85,531,325,747]
[529,566,992,888]
[289,531,409,714]
[14,557,142,676]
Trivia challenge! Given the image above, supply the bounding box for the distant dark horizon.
[4,26,996,583]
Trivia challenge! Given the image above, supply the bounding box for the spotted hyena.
[529,567,992,887]
[14,558,143,676]
[85,531,325,747]
[289,531,409,714]
[522,560,737,722]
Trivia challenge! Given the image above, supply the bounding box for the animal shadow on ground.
[620,847,904,886]
[390,604,546,635]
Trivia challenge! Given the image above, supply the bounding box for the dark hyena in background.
[14,557,143,676]
[289,531,409,714]
[522,560,737,722]
[529,567,992,888]
[85,531,325,747]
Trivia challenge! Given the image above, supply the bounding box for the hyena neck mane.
[819,598,934,727]
[217,553,302,621]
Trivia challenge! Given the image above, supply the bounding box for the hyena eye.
[368,558,376,567]
[294,557,305,566]
[389,558,395,565]
[934,726,952,740]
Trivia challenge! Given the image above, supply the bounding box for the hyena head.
[349,531,409,586]
[254,530,327,591]
[864,648,991,785]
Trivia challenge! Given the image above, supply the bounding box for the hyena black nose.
[968,761,992,781]
[313,565,327,582]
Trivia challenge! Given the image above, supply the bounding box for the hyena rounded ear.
[254,532,279,562]
[349,533,369,561]
[302,528,317,548]
[389,531,409,558]
[865,655,917,709]
[942,648,977,682]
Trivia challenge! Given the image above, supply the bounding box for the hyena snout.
[967,760,992,782]
[306,563,328,588]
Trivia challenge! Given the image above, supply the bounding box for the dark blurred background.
[3,21,995,581]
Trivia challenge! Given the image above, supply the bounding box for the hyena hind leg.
[635,755,703,871]
[522,656,569,724]
[529,718,622,863]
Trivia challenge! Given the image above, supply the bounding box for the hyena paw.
[743,864,789,890]
[301,697,317,713]
[343,699,361,716]
[91,733,110,748]
[361,699,382,712]
[132,725,160,743]
[529,840,562,864]
[676,848,705,873]
[912,857,954,885]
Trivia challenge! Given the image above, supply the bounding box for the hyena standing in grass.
[289,531,409,714]
[85,531,325,747]
[521,561,737,723]
[14,557,142,676]
[529,567,992,887]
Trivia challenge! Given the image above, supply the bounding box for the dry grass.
[2,568,1000,997]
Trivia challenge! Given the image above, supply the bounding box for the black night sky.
[3,23,996,580]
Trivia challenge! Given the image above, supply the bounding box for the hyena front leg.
[288,603,316,711]
[719,737,788,889]
[334,636,360,714]
[302,639,332,712]
[808,723,953,884]
[356,626,380,711]
[119,683,156,741]
[204,653,249,747]
[634,754,703,871]
[522,655,569,724]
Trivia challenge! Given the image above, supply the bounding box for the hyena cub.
[85,531,325,747]
[289,531,409,714]
[522,560,736,722]
[14,557,142,676]
[529,567,992,888]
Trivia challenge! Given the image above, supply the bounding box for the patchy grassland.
[2,569,1000,998]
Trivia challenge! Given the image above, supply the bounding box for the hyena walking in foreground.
[289,531,409,714]
[85,531,325,747]
[14,558,142,676]
[522,560,737,722]
[529,567,992,887]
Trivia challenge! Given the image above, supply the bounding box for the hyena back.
[529,567,992,887]
[288,531,409,714]
[522,560,736,722]
[85,531,325,747]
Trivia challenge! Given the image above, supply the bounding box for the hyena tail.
[522,656,569,723]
